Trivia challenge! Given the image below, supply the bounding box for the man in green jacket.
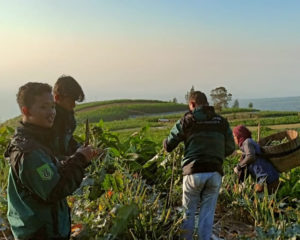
[52,75,85,157]
[163,91,235,240]
[5,82,96,239]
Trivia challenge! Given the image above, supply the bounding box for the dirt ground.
[213,204,256,239]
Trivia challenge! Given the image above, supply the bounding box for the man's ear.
[21,106,30,116]
[54,94,60,102]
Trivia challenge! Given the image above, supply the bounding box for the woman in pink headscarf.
[232,125,279,194]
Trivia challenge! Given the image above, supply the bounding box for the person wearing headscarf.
[233,125,280,194]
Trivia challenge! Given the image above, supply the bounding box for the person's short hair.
[189,91,208,106]
[53,75,85,102]
[17,82,52,109]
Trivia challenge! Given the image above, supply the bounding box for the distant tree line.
[183,86,254,111]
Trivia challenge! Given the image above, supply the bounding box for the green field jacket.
[164,106,235,175]
[52,104,80,157]
[5,123,88,239]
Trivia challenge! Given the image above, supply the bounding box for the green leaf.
[109,203,139,239]
[109,147,121,157]
[143,153,164,169]
[101,174,114,191]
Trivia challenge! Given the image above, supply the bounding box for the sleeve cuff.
[236,164,242,171]
[163,139,172,152]
[163,139,168,150]
[70,152,90,168]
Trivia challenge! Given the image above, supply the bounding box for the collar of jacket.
[16,122,53,145]
[192,106,215,120]
[55,104,74,117]
[54,104,76,133]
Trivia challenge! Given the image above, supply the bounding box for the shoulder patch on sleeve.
[36,163,54,181]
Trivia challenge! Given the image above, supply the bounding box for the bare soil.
[213,204,256,239]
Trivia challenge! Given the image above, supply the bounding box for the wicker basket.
[258,130,300,172]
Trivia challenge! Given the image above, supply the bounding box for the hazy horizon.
[2,95,300,123]
[1,1,300,121]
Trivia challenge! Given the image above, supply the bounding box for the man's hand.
[233,166,240,175]
[234,164,242,175]
[76,145,98,163]
[163,139,170,152]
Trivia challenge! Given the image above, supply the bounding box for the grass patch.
[75,99,165,111]
[220,108,259,114]
[75,102,187,123]
[257,111,299,118]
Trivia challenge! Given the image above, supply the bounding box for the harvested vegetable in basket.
[265,137,289,146]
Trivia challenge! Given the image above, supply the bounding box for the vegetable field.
[1,106,300,240]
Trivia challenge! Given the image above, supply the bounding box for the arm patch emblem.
[36,163,54,181]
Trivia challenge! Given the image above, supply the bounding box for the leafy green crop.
[1,112,300,239]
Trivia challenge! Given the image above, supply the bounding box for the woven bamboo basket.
[258,130,300,172]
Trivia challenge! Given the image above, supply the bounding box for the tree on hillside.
[210,87,232,111]
[172,97,178,104]
[185,86,195,103]
[232,99,239,108]
[248,102,253,108]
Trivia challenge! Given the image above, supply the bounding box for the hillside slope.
[75,99,187,123]
[1,99,188,127]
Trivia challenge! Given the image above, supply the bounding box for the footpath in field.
[213,204,255,239]
[247,123,300,130]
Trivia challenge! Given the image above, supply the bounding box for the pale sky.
[1,0,300,121]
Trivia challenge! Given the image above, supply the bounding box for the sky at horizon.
[1,0,300,121]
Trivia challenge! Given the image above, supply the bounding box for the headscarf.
[233,125,252,147]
